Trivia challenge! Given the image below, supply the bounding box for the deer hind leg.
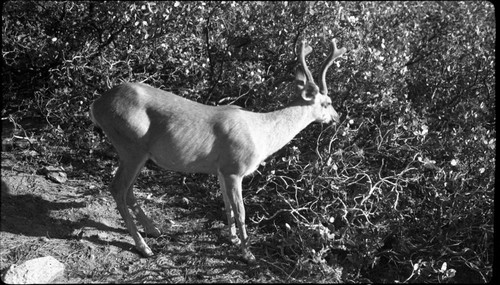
[218,172,240,246]
[109,155,154,257]
[221,173,256,264]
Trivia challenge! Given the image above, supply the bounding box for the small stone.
[39,166,67,184]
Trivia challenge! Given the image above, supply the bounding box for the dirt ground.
[0,151,286,283]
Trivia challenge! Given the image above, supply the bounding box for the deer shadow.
[0,178,136,252]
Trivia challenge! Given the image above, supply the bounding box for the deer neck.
[256,103,315,157]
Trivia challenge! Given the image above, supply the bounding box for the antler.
[317,38,346,95]
[298,40,314,83]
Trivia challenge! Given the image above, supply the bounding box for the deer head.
[294,39,346,124]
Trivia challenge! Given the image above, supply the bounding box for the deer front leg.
[218,173,240,246]
[221,173,256,264]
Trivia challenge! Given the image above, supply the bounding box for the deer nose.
[332,110,340,124]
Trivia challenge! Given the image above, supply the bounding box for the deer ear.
[295,66,314,101]
[295,66,307,90]
[300,86,314,101]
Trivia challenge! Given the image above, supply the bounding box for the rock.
[2,256,65,284]
[39,166,67,184]
[47,171,68,184]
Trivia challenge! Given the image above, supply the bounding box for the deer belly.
[146,132,218,173]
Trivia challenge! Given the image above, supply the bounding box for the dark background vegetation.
[2,1,494,283]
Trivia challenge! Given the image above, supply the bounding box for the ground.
[0,152,290,283]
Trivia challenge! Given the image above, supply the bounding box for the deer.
[90,38,346,264]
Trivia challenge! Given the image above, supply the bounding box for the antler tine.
[318,38,346,95]
[298,40,314,83]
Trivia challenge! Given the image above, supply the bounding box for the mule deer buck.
[90,38,346,263]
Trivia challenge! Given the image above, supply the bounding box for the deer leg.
[217,172,240,245]
[127,188,161,237]
[109,156,154,257]
[222,173,256,264]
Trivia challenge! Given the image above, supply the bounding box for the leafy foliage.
[2,1,494,282]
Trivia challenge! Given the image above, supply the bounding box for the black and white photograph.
[1,1,494,283]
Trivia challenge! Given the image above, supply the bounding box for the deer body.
[93,82,321,176]
[90,39,346,263]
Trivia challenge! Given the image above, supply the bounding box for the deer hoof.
[242,249,256,264]
[138,244,154,257]
[145,227,162,238]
